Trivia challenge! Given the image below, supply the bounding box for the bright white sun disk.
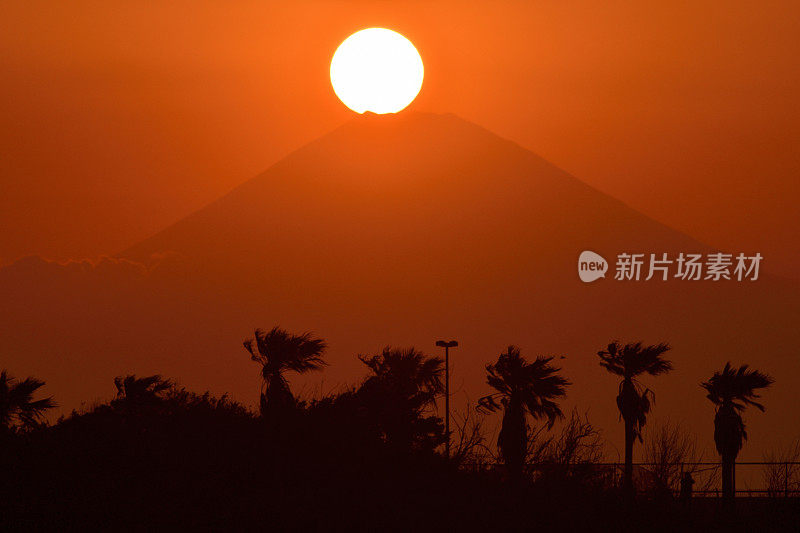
[330,28,424,114]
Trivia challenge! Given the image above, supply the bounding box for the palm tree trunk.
[500,405,526,480]
[722,453,736,503]
[623,417,634,495]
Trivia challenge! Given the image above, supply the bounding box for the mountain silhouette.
[2,112,797,458]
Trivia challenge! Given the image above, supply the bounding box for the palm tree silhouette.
[478,346,569,479]
[701,362,773,504]
[0,370,55,434]
[597,341,672,494]
[244,327,327,414]
[112,374,172,412]
[357,347,444,451]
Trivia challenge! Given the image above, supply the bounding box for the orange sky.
[1,0,799,281]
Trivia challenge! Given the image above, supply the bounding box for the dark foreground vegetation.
[1,328,797,531]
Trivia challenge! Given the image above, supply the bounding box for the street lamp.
[435,339,458,458]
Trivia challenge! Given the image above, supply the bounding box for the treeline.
[0,327,791,531]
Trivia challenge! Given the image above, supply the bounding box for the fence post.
[785,462,789,498]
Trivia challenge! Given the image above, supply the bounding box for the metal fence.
[462,461,800,498]
[603,461,800,498]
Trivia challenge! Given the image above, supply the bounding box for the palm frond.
[482,346,569,426]
[598,340,672,378]
[701,362,774,411]
[243,327,327,412]
[358,347,444,397]
[477,393,503,413]
[0,370,56,429]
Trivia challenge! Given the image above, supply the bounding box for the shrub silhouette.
[643,420,705,499]
[1,362,797,531]
[356,346,445,453]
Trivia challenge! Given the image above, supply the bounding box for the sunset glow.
[4,3,799,528]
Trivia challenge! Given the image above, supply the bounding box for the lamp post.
[435,339,458,458]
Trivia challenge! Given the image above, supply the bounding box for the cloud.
[0,252,188,285]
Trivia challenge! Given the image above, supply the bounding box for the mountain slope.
[2,112,797,459]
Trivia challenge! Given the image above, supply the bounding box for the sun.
[330,28,424,114]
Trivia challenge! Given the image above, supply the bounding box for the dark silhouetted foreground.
[0,330,796,531]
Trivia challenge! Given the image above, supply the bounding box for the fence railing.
[461,461,800,498]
